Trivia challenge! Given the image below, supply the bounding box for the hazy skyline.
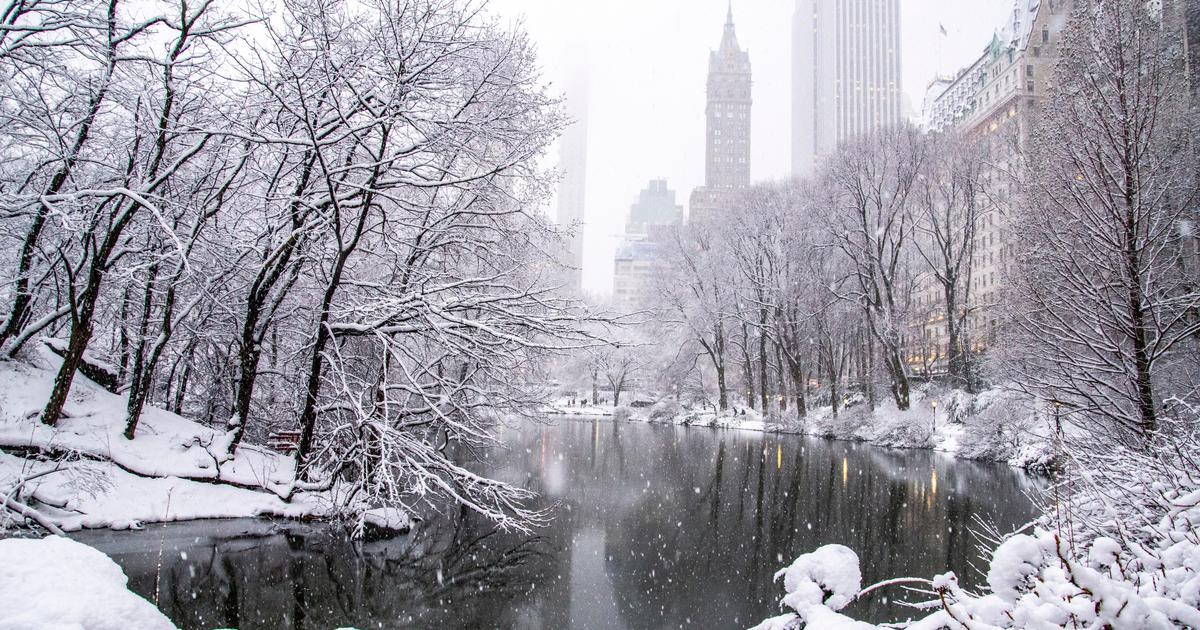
[485,0,1014,295]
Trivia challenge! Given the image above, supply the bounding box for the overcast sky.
[484,0,1015,296]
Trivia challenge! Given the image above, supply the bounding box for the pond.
[74,417,1043,629]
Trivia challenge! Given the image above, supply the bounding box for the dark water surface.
[74,418,1042,629]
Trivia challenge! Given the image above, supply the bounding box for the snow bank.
[0,355,296,495]
[0,352,336,532]
[0,535,177,629]
[543,398,614,418]
[606,384,1056,470]
[0,451,320,531]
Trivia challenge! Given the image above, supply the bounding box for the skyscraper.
[792,0,902,177]
[690,3,752,224]
[555,61,589,295]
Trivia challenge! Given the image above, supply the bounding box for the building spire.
[720,0,741,53]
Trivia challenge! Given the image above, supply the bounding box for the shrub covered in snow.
[950,388,1056,468]
[753,411,1200,629]
[648,399,683,423]
[750,545,872,630]
[754,525,1200,629]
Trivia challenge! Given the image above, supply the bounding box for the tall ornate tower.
[705,3,752,190]
[691,3,752,225]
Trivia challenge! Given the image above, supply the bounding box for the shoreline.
[544,404,1055,473]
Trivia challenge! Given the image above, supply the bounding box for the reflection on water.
[75,418,1042,629]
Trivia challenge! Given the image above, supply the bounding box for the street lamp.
[931,400,938,433]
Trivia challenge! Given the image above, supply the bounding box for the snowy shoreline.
[544,387,1058,472]
[0,352,362,534]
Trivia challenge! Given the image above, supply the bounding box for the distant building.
[626,179,683,236]
[612,241,661,310]
[690,3,752,226]
[792,0,902,178]
[555,62,589,295]
[613,180,683,310]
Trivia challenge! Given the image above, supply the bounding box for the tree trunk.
[714,321,729,411]
[828,356,841,419]
[40,263,106,426]
[122,264,158,439]
[789,359,807,418]
[864,326,877,410]
[1124,209,1157,437]
[591,368,599,405]
[741,322,754,410]
[884,343,912,411]
[944,284,965,387]
[758,312,769,412]
[775,342,788,412]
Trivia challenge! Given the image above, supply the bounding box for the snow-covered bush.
[950,388,1056,468]
[648,400,683,423]
[754,526,1200,629]
[754,407,1200,629]
[750,545,877,630]
[862,409,934,449]
[612,406,633,422]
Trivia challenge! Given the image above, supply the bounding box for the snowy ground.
[549,385,1059,471]
[543,400,614,418]
[0,535,178,629]
[0,351,334,533]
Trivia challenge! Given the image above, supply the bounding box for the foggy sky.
[484,0,1014,296]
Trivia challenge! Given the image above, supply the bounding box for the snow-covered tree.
[824,125,926,411]
[1007,0,1200,444]
[913,132,990,390]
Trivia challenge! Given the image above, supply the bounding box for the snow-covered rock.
[0,535,177,629]
[361,506,413,538]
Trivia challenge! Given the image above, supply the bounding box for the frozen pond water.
[75,417,1042,629]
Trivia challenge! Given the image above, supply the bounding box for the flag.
[939,23,948,36]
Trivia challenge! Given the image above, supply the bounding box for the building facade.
[690,4,752,225]
[792,0,902,178]
[908,0,1072,375]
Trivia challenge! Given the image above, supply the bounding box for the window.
[1042,28,1049,43]
[1026,64,1034,77]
